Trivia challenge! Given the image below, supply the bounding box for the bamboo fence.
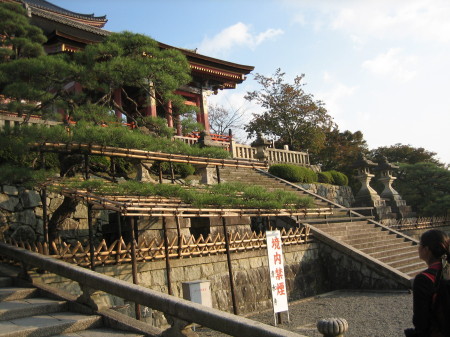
[3,226,311,267]
[31,142,267,169]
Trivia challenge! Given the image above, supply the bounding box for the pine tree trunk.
[48,196,79,244]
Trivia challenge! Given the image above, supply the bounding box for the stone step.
[396,261,427,274]
[343,232,394,246]
[377,250,419,264]
[0,297,68,321]
[370,245,418,259]
[0,312,103,337]
[351,237,407,250]
[54,328,146,336]
[321,225,382,237]
[360,241,413,254]
[311,220,371,230]
[0,287,39,302]
[406,268,425,278]
[385,255,423,269]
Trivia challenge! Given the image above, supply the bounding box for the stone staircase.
[0,270,145,337]
[219,167,426,283]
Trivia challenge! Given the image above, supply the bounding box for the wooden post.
[169,162,175,184]
[175,215,182,258]
[162,217,173,295]
[158,162,163,184]
[117,212,122,238]
[111,157,117,183]
[84,154,90,180]
[216,165,221,184]
[41,188,47,237]
[222,217,238,315]
[87,203,95,271]
[129,217,141,320]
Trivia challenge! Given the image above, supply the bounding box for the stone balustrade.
[0,112,60,128]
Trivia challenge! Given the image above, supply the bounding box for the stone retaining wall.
[298,183,355,207]
[0,184,107,243]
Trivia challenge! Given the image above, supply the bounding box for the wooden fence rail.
[383,216,450,230]
[3,226,310,267]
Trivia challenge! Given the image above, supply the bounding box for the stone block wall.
[0,184,107,244]
[298,183,355,207]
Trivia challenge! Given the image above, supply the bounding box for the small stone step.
[0,297,67,321]
[0,287,39,301]
[54,327,146,336]
[0,312,103,337]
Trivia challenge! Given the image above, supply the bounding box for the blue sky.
[52,0,450,164]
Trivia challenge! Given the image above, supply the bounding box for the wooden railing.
[3,227,310,268]
[0,242,304,337]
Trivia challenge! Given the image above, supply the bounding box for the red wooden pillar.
[166,101,173,128]
[200,90,210,133]
[196,96,203,125]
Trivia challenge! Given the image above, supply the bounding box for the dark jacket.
[412,262,443,337]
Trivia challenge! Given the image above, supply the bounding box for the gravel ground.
[196,290,413,337]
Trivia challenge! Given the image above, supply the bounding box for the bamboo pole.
[175,216,182,258]
[222,217,238,315]
[87,203,95,271]
[162,217,173,295]
[129,217,141,320]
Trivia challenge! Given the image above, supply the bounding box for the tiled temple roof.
[21,0,107,27]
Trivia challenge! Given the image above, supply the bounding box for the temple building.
[2,0,254,134]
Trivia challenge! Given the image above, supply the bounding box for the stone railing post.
[317,318,348,337]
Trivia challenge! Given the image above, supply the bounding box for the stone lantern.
[374,156,415,219]
[252,133,272,162]
[352,153,392,220]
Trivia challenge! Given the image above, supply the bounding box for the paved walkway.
[197,290,413,337]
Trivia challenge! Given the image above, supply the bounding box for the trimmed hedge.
[268,164,317,183]
[329,170,348,186]
[269,164,348,186]
[318,171,333,184]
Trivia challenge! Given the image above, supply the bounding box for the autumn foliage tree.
[245,69,335,153]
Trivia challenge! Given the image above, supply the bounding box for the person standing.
[405,229,450,337]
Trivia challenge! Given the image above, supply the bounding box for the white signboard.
[266,230,289,315]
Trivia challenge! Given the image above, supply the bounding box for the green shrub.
[318,171,333,184]
[269,164,300,182]
[269,164,317,183]
[329,170,348,186]
[152,161,195,178]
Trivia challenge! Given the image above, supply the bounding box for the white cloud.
[197,22,283,57]
[284,0,450,46]
[362,48,418,83]
[316,72,357,128]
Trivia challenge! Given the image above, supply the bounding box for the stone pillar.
[193,164,217,185]
[135,160,157,182]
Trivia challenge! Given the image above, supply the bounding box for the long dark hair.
[420,229,450,263]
